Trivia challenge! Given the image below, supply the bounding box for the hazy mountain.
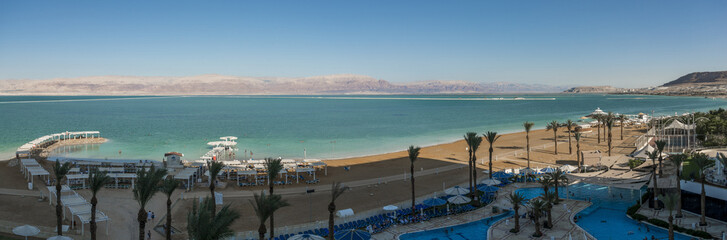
[562,86,625,93]
[0,74,571,95]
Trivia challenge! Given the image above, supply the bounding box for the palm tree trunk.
[166,197,172,240]
[658,156,663,176]
[652,165,659,209]
[676,170,683,218]
[597,123,601,143]
[328,204,335,240]
[138,208,147,240]
[258,224,267,240]
[56,183,63,236]
[467,150,473,196]
[91,195,98,240]
[668,215,674,240]
[411,163,416,210]
[488,148,493,179]
[608,130,612,156]
[620,121,624,140]
[568,131,572,154]
[576,142,581,172]
[513,207,520,232]
[472,153,478,204]
[269,185,275,239]
[526,134,530,168]
[554,179,560,203]
[547,209,553,228]
[534,217,542,236]
[700,177,707,225]
[553,131,558,155]
[210,182,216,218]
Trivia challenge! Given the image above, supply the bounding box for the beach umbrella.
[447,195,471,204]
[382,205,398,211]
[477,185,499,193]
[481,179,501,186]
[491,172,512,179]
[13,225,40,240]
[423,197,447,207]
[334,229,371,240]
[560,165,578,173]
[444,186,469,195]
[541,167,556,173]
[289,233,326,240]
[47,236,73,240]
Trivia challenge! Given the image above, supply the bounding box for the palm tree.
[669,154,686,218]
[548,169,568,204]
[134,165,168,240]
[328,182,349,240]
[207,161,224,218]
[660,193,678,240]
[408,146,421,210]
[655,140,667,177]
[264,158,283,238]
[691,153,713,226]
[161,177,179,240]
[605,113,614,156]
[542,190,557,229]
[250,192,289,240]
[507,192,526,233]
[523,121,534,168]
[546,121,559,155]
[565,120,575,154]
[187,197,240,240]
[463,132,481,197]
[52,160,72,236]
[484,131,500,181]
[646,150,660,209]
[529,199,547,237]
[539,175,552,194]
[88,169,111,240]
[574,132,582,172]
[618,114,627,140]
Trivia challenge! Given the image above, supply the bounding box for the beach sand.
[0,125,645,239]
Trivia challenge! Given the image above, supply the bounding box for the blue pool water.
[399,211,513,240]
[516,183,694,240]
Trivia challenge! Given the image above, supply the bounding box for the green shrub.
[632,214,648,221]
[626,204,640,216]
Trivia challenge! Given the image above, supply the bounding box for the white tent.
[481,179,501,186]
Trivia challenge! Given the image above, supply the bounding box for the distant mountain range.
[0,74,572,95]
[562,71,727,97]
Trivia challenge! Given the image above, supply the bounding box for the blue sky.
[1,1,725,87]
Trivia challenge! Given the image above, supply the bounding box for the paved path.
[637,206,727,238]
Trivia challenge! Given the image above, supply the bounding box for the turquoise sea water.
[0,94,724,161]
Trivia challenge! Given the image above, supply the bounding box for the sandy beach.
[0,125,644,239]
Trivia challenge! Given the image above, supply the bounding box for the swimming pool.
[516,183,694,240]
[398,211,513,240]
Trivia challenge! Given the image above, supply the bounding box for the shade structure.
[334,229,371,240]
[491,171,512,179]
[541,167,556,173]
[477,185,499,193]
[289,233,326,240]
[423,197,447,207]
[481,179,501,186]
[560,164,578,173]
[47,236,73,240]
[444,186,469,195]
[447,195,472,204]
[13,225,40,239]
[382,205,398,211]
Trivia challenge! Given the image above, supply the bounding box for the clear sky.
[1,0,725,87]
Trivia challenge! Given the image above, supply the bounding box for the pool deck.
[488,196,592,239]
[636,205,727,238]
[372,182,594,240]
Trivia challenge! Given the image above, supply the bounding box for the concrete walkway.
[637,206,727,238]
[489,199,592,240]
